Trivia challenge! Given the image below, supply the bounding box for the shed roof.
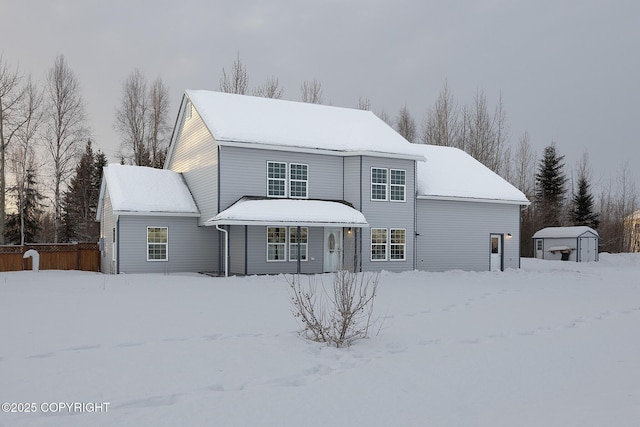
[184,90,425,160]
[533,226,599,239]
[205,197,368,227]
[98,164,199,216]
[415,145,529,204]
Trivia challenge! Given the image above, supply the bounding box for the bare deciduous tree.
[147,76,170,168]
[0,55,25,243]
[375,109,394,127]
[219,53,249,95]
[115,68,149,166]
[252,76,283,99]
[300,79,323,104]
[288,270,379,348]
[421,81,460,146]
[395,105,417,143]
[9,76,43,245]
[44,54,89,243]
[357,96,371,111]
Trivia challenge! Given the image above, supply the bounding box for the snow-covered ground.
[2,254,640,426]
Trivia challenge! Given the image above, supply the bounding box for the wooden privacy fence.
[0,243,100,272]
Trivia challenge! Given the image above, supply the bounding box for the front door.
[324,228,342,272]
[490,234,503,271]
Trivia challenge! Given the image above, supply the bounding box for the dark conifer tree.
[61,140,105,242]
[571,175,599,229]
[4,169,46,244]
[535,144,567,227]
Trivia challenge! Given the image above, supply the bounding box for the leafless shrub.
[287,270,379,347]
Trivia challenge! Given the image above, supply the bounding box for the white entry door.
[324,228,343,272]
[490,234,503,271]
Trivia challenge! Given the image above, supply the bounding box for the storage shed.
[532,226,599,262]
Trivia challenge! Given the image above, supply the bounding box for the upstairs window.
[267,162,287,197]
[390,169,406,202]
[289,163,308,198]
[147,227,168,261]
[371,168,388,201]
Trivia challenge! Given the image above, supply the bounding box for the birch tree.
[147,76,170,168]
[8,77,43,245]
[395,106,417,143]
[115,68,149,166]
[0,55,24,244]
[300,79,323,104]
[252,76,284,99]
[44,54,89,243]
[421,81,460,146]
[219,53,249,95]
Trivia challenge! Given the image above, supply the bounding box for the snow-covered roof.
[533,226,599,239]
[205,197,368,227]
[415,145,529,204]
[100,164,199,216]
[185,90,425,160]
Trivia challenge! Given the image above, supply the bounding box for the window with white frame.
[147,227,168,261]
[267,162,287,197]
[390,228,406,260]
[289,227,308,261]
[289,163,308,198]
[390,169,406,202]
[371,228,388,261]
[267,227,287,261]
[371,168,388,200]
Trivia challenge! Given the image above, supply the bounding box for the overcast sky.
[1,0,638,193]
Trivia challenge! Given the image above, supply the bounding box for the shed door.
[579,237,595,262]
[490,234,503,271]
[535,239,544,259]
[324,228,342,272]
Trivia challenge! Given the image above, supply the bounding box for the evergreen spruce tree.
[535,144,567,227]
[4,169,45,244]
[571,175,599,229]
[61,140,105,242]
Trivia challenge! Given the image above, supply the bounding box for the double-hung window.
[267,227,287,261]
[390,169,406,202]
[390,228,406,260]
[289,163,308,198]
[147,227,168,261]
[371,228,388,261]
[289,227,308,261]
[371,168,388,201]
[267,162,287,197]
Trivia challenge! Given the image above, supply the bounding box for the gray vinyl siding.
[167,106,219,226]
[359,156,416,273]
[219,146,344,210]
[117,216,218,274]
[245,226,324,275]
[228,225,246,275]
[343,156,361,210]
[100,189,116,274]
[416,199,521,271]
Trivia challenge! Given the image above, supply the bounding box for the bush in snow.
[287,270,379,347]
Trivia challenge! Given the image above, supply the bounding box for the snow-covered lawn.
[2,254,640,426]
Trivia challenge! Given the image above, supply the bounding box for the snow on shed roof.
[102,164,199,215]
[533,226,599,239]
[185,90,425,160]
[205,197,368,227]
[415,145,529,204]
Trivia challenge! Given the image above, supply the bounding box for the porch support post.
[297,225,301,274]
[215,224,228,277]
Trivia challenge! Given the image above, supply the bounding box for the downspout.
[216,224,228,277]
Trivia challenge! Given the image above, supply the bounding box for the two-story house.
[97,90,529,275]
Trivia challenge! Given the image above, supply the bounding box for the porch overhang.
[205,197,369,228]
